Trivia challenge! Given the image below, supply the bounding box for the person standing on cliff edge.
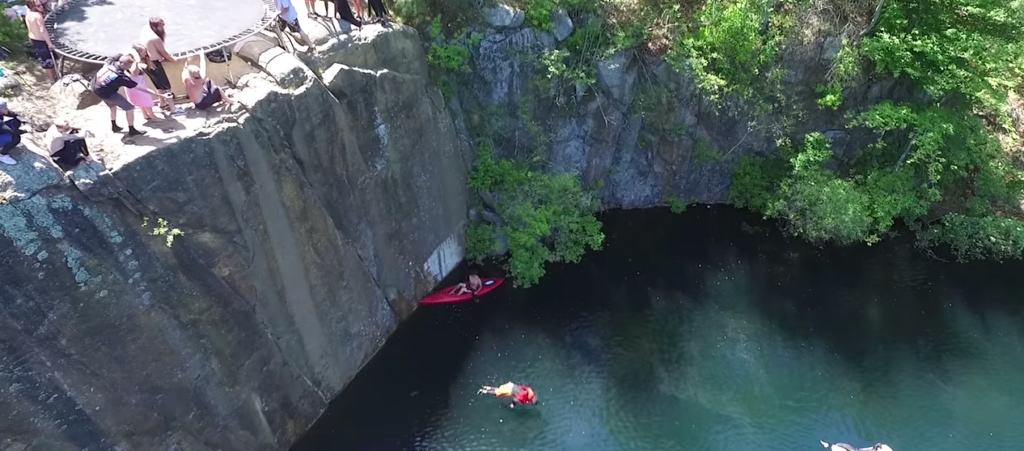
[276,0,313,49]
[92,54,171,136]
[24,0,57,83]
[141,17,184,115]
[334,0,362,31]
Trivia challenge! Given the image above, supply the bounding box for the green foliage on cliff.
[0,5,27,52]
[726,0,1024,261]
[426,17,477,73]
[732,105,1024,258]
[665,0,781,102]
[817,41,863,110]
[424,16,483,98]
[393,0,478,31]
[467,140,604,287]
[143,218,185,248]
[522,0,592,31]
[862,0,1024,110]
[919,214,1024,262]
[733,134,895,244]
[465,222,498,260]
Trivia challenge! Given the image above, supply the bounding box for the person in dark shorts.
[141,17,183,114]
[182,56,235,111]
[24,0,57,82]
[145,60,172,93]
[92,55,169,136]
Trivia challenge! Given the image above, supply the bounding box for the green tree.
[0,5,27,51]
[862,0,1024,109]
[467,141,604,287]
[666,0,779,102]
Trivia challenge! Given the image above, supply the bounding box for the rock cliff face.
[452,19,915,209]
[0,27,468,450]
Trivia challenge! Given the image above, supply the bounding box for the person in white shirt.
[275,0,312,48]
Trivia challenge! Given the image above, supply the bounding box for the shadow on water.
[293,206,1024,451]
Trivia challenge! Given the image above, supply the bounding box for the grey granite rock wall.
[452,22,916,209]
[0,26,468,450]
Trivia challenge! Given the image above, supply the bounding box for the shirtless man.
[24,0,56,83]
[181,56,234,111]
[141,17,182,114]
[452,272,483,296]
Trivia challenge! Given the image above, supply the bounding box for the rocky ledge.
[0,24,469,451]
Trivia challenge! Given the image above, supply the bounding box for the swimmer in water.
[478,382,537,406]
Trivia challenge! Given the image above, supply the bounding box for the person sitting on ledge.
[451,272,482,296]
[46,119,93,171]
[182,55,235,111]
[0,100,27,165]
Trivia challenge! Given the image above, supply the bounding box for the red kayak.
[420,278,505,305]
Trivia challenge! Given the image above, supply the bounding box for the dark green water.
[293,207,1024,451]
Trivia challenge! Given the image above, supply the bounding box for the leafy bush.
[0,5,27,51]
[666,0,779,102]
[732,99,1024,258]
[465,222,498,260]
[669,197,688,214]
[816,83,843,110]
[919,214,1024,262]
[733,132,935,245]
[535,16,631,88]
[523,0,594,31]
[862,0,1024,109]
[426,16,481,73]
[393,0,479,31]
[524,0,559,31]
[762,133,881,244]
[468,140,604,287]
[730,154,787,211]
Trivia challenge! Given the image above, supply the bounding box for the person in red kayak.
[451,272,482,296]
[478,382,537,405]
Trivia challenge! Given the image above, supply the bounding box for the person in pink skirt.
[126,43,159,121]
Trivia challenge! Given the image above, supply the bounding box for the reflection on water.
[293,207,1024,451]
